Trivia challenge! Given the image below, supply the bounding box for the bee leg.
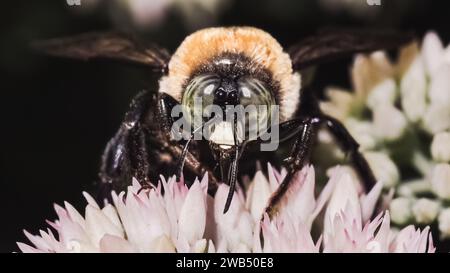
[319,114,377,191]
[98,90,153,200]
[264,117,320,218]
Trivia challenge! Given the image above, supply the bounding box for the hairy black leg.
[265,117,320,218]
[320,114,377,191]
[99,90,153,198]
[263,114,377,219]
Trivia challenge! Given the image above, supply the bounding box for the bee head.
[159,27,302,123]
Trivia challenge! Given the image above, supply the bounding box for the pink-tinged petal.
[84,205,124,247]
[17,242,46,253]
[200,173,209,195]
[360,181,383,223]
[324,168,362,236]
[427,233,436,253]
[267,163,282,191]
[153,235,176,253]
[207,240,216,253]
[23,230,52,252]
[191,239,208,253]
[260,212,319,253]
[311,169,338,221]
[214,184,252,251]
[178,180,207,245]
[99,234,135,253]
[101,204,122,230]
[246,170,272,221]
[277,166,316,227]
[252,222,263,253]
[372,212,391,252]
[82,192,100,209]
[64,201,86,228]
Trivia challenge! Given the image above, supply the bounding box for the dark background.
[0,0,449,252]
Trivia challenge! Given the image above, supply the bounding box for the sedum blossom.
[18,164,435,253]
[319,31,450,240]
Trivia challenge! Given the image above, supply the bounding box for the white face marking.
[209,121,244,146]
[241,86,251,98]
[209,121,235,146]
[204,83,215,95]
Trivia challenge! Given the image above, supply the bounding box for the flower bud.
[373,104,407,141]
[438,208,450,239]
[431,132,450,162]
[364,151,400,188]
[400,53,427,122]
[397,180,430,197]
[411,198,440,224]
[345,118,377,151]
[422,31,444,76]
[430,163,450,200]
[366,78,397,110]
[428,64,450,107]
[422,104,450,134]
[390,197,412,225]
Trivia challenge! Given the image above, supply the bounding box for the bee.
[35,27,412,215]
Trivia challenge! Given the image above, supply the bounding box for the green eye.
[238,77,275,107]
[238,77,276,136]
[181,73,220,125]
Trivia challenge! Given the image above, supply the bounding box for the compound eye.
[181,73,220,125]
[237,77,275,108]
[237,77,276,139]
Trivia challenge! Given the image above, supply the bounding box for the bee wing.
[289,28,415,70]
[32,32,171,73]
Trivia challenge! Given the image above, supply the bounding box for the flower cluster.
[18,165,434,253]
[319,31,450,239]
[73,0,230,29]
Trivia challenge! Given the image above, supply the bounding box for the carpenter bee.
[34,27,413,215]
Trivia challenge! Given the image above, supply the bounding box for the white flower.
[431,132,450,163]
[422,31,445,76]
[399,43,427,122]
[322,168,433,253]
[364,151,400,188]
[390,197,413,225]
[430,163,450,200]
[411,198,441,224]
[397,180,431,198]
[19,176,209,253]
[366,78,397,111]
[344,118,377,151]
[318,30,450,240]
[438,208,450,239]
[214,184,254,252]
[390,225,435,253]
[18,164,435,253]
[114,0,230,29]
[373,104,408,141]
